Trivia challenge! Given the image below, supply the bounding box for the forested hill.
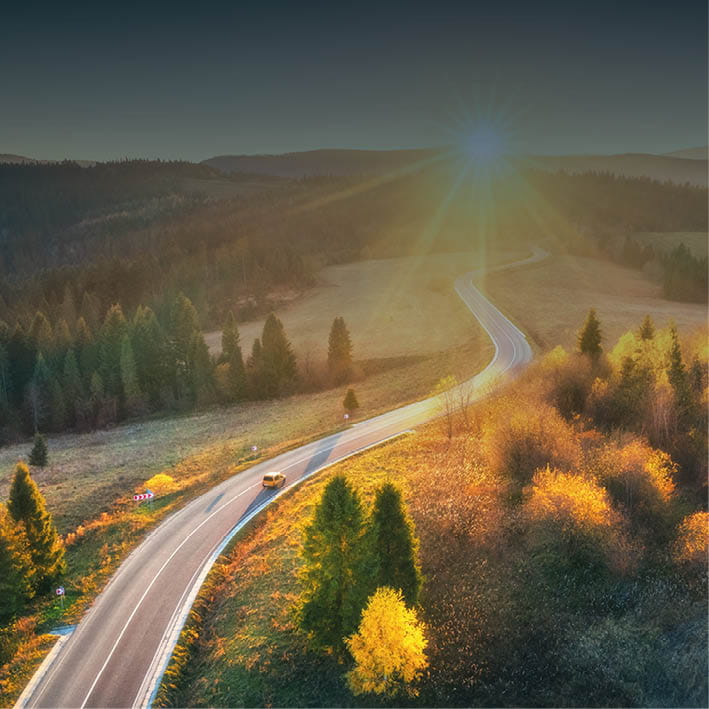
[0,160,705,333]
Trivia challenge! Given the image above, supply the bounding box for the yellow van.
[262,472,286,489]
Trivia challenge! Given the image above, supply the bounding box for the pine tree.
[247,337,264,398]
[28,353,53,433]
[578,308,603,359]
[328,316,354,383]
[170,294,201,400]
[298,475,369,650]
[221,311,246,401]
[8,462,64,590]
[75,316,97,382]
[0,504,35,621]
[29,311,54,357]
[368,483,421,606]
[188,331,215,405]
[132,306,170,405]
[98,304,128,398]
[346,587,428,697]
[120,335,144,414]
[63,349,85,427]
[638,315,655,341]
[29,433,48,467]
[260,313,297,398]
[343,388,360,413]
[667,325,691,418]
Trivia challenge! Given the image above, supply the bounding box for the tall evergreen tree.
[29,311,54,357]
[8,323,34,410]
[368,482,422,606]
[132,306,170,405]
[0,504,35,621]
[667,325,692,418]
[75,316,97,382]
[260,313,297,398]
[120,335,144,414]
[247,337,265,398]
[8,462,64,591]
[28,353,53,433]
[98,304,129,398]
[187,331,214,405]
[328,316,354,383]
[638,315,655,341]
[170,294,201,400]
[29,433,48,467]
[578,308,603,359]
[221,311,246,401]
[298,475,369,650]
[49,378,67,432]
[63,349,85,427]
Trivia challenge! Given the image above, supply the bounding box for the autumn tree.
[221,311,246,401]
[8,462,64,590]
[369,483,422,606]
[346,587,428,697]
[298,475,369,650]
[328,316,354,383]
[0,503,35,621]
[578,308,603,359]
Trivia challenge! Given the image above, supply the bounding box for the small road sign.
[133,491,155,502]
[56,586,65,596]
[343,413,350,421]
[251,445,258,452]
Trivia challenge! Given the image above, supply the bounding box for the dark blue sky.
[1,1,706,161]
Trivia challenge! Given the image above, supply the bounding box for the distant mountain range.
[202,147,708,186]
[3,146,706,186]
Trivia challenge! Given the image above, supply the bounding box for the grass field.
[205,251,507,359]
[482,253,707,352]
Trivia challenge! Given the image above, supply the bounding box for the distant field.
[633,231,707,258]
[483,253,707,352]
[205,250,513,360]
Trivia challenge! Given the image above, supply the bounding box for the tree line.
[0,293,356,442]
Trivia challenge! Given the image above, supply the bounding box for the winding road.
[18,248,546,709]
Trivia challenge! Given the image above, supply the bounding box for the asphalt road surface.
[20,248,545,709]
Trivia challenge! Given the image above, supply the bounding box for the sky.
[1,0,707,161]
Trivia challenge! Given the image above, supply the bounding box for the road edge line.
[14,633,71,709]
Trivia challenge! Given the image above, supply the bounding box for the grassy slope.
[482,253,707,352]
[205,251,494,359]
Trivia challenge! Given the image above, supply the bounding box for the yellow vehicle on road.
[262,472,286,489]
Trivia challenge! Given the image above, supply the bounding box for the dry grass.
[205,250,520,359]
[482,253,707,352]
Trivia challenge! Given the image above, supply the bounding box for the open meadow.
[483,252,707,352]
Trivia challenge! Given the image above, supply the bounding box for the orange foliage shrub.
[673,511,708,564]
[482,397,581,488]
[526,467,614,532]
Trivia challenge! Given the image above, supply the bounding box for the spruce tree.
[170,294,201,400]
[221,311,246,401]
[120,335,144,413]
[63,349,85,426]
[98,304,128,398]
[75,316,97,381]
[638,315,655,341]
[29,311,54,357]
[0,504,35,621]
[188,331,215,405]
[8,462,65,590]
[247,337,264,398]
[49,378,66,432]
[28,353,53,433]
[328,316,354,383]
[29,433,48,467]
[299,475,369,650]
[368,482,422,606]
[132,306,170,406]
[667,325,691,418]
[577,308,603,359]
[343,388,360,413]
[260,313,297,398]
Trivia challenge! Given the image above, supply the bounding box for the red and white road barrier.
[133,491,155,501]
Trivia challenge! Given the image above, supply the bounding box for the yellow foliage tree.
[673,511,708,564]
[346,587,428,697]
[144,473,178,497]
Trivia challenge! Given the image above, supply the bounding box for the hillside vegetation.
[157,314,707,708]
